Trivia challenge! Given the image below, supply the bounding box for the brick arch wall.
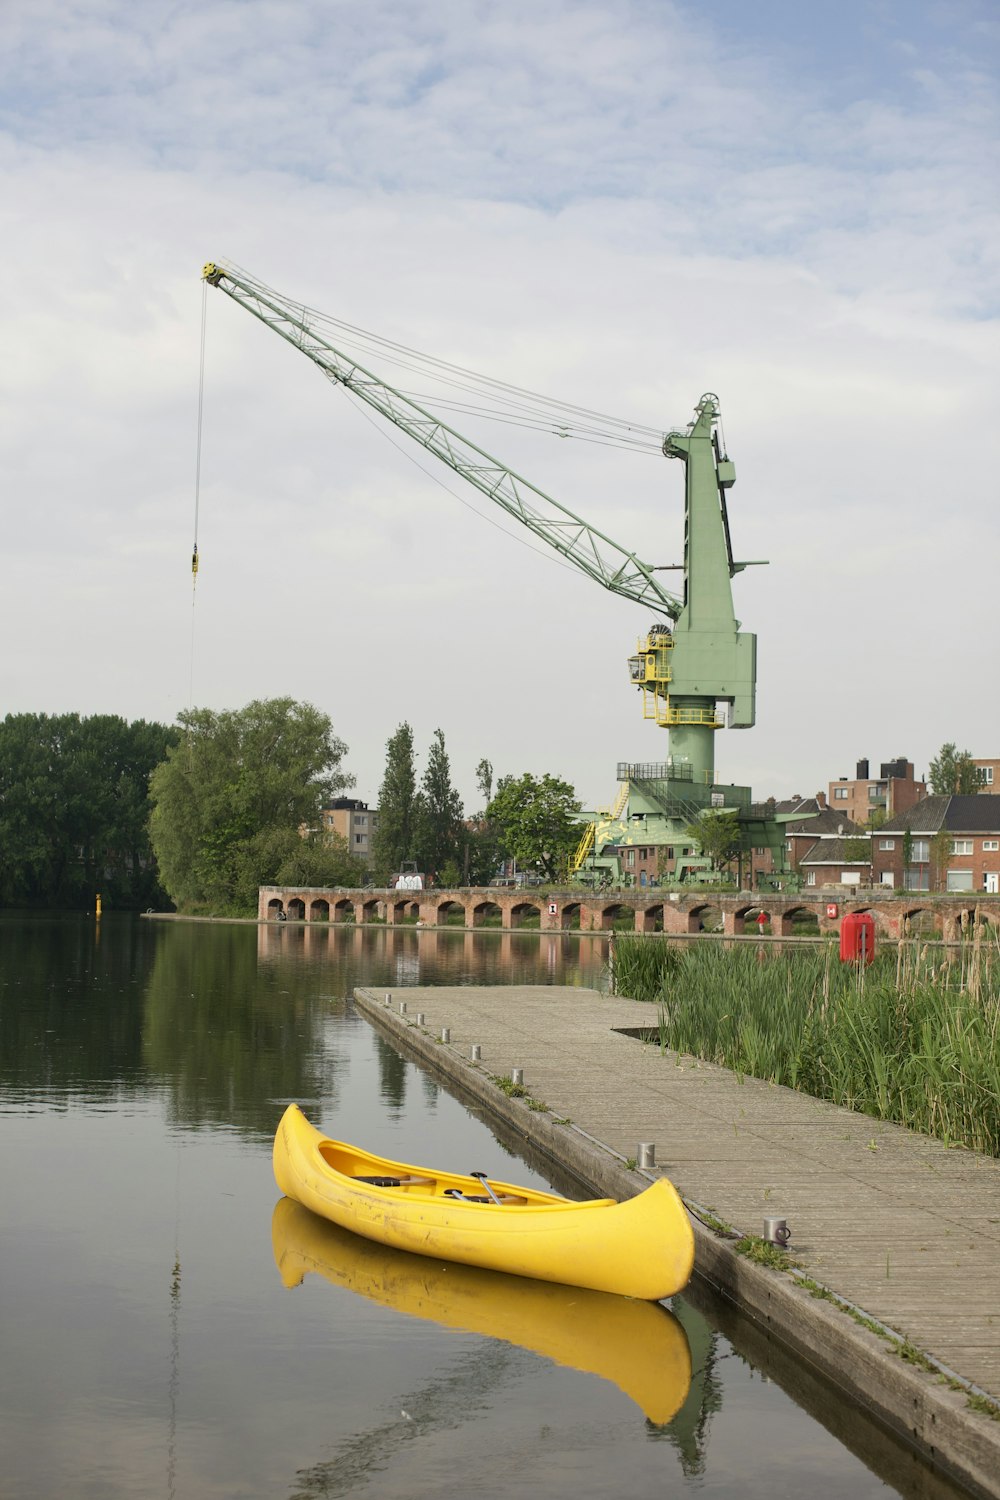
[256,884,1000,937]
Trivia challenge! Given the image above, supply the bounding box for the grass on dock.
[610,933,1000,1157]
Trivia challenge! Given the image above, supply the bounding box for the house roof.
[879,795,1000,835]
[945,795,1000,833]
[878,796,951,834]
[800,837,872,866]
[785,810,865,837]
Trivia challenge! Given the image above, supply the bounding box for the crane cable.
[189,281,208,709]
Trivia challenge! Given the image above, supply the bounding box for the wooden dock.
[354,983,1000,1500]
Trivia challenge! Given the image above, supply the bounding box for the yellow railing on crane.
[570,782,629,875]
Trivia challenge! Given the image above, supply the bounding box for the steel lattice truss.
[203,263,683,619]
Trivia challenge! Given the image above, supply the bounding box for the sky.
[2,0,997,812]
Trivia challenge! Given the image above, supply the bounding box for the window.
[951,840,973,856]
[354,834,364,845]
[947,870,974,892]
[833,787,849,800]
[879,839,895,850]
[910,839,930,863]
[806,871,816,886]
[905,867,929,891]
[977,766,994,785]
[983,840,999,852]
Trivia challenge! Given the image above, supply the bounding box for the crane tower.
[202,262,779,886]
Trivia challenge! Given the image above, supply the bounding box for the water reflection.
[0,912,153,1104]
[271,1198,692,1425]
[143,921,346,1140]
[256,921,611,987]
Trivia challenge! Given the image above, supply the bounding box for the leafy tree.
[684,809,743,873]
[370,722,420,882]
[843,836,871,863]
[931,827,952,891]
[465,821,503,886]
[0,712,178,908]
[148,698,352,914]
[414,728,464,879]
[929,743,978,795]
[487,772,580,881]
[273,830,363,888]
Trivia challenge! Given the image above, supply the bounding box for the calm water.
[0,914,966,1499]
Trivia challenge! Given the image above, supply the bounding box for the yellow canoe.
[272,1103,695,1300]
[272,1196,692,1424]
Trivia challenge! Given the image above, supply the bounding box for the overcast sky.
[2,0,997,812]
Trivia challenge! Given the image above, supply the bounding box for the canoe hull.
[273,1104,694,1300]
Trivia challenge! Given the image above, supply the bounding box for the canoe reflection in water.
[271,1197,693,1426]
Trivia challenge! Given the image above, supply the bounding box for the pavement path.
[353,982,1000,1497]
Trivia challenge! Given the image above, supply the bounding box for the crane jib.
[201,262,683,619]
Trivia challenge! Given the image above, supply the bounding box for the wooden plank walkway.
[353,982,1000,1492]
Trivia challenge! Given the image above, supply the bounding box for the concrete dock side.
[353,983,1000,1500]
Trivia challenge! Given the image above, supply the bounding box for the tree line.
[1,701,582,914]
[0,713,178,908]
[369,722,580,886]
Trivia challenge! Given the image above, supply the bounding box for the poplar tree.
[371,722,419,882]
[415,728,464,880]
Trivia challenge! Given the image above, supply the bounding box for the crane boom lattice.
[202,262,682,619]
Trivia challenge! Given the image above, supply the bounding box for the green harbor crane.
[202,261,779,885]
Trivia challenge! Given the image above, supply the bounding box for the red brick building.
[871,796,1000,893]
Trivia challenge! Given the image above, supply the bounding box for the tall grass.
[610,935,1000,1156]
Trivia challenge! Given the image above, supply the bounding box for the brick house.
[828,757,926,827]
[871,796,1000,893]
[799,835,872,888]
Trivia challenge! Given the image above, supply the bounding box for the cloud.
[0,0,996,807]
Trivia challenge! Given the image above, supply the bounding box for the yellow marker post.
[96,894,102,919]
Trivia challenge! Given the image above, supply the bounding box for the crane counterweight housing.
[202,261,776,890]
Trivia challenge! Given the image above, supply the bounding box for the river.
[0,913,968,1498]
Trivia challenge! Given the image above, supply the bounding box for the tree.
[929,743,979,795]
[475,758,494,804]
[684,809,743,874]
[273,829,363,889]
[414,728,464,879]
[0,712,178,908]
[931,827,952,892]
[148,698,352,913]
[370,722,420,882]
[486,772,580,881]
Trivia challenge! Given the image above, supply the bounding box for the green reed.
[611,934,1000,1156]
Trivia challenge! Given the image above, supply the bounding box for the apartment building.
[321,798,378,861]
[828,757,926,826]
